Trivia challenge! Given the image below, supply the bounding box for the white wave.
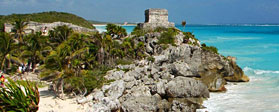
[243,67,279,75]
[200,67,279,112]
[95,26,107,33]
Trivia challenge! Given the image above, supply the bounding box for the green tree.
[12,19,28,43]
[106,24,127,38]
[49,25,73,46]
[41,33,97,98]
[0,22,4,32]
[0,32,21,73]
[20,32,51,72]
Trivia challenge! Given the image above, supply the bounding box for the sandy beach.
[38,87,91,112]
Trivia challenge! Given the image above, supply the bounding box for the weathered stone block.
[138,8,175,29]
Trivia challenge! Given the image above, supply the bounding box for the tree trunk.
[32,57,36,72]
[60,78,65,100]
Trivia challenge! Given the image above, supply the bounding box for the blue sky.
[0,0,279,24]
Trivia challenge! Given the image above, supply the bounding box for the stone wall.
[4,21,96,35]
[139,8,175,29]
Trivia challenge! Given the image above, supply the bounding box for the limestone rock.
[91,97,121,112]
[156,79,168,96]
[224,61,250,82]
[92,89,105,101]
[117,64,136,70]
[105,69,124,80]
[121,96,160,112]
[169,61,196,77]
[154,55,168,65]
[102,80,125,99]
[166,76,209,98]
[170,99,197,112]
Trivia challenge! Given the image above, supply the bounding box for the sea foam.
[243,67,279,75]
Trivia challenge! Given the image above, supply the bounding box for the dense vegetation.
[0,79,39,112]
[0,11,94,29]
[0,21,146,99]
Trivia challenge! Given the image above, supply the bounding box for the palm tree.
[0,32,21,73]
[106,24,127,38]
[41,33,95,99]
[20,32,51,72]
[49,25,73,46]
[182,20,186,32]
[13,19,28,43]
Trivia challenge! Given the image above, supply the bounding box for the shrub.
[115,59,133,65]
[64,66,113,94]
[147,56,155,62]
[183,32,199,46]
[0,79,40,112]
[131,26,145,37]
[201,43,218,54]
[158,28,178,45]
[154,27,168,32]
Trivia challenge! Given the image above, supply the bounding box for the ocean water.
[95,25,279,111]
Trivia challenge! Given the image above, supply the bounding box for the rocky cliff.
[82,29,249,112]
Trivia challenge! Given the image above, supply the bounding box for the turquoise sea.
[95,25,279,112]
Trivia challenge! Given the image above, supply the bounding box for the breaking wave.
[243,67,279,75]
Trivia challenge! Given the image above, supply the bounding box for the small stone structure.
[4,21,96,35]
[138,8,175,29]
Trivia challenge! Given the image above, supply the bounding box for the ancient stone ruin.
[4,21,96,35]
[138,8,175,29]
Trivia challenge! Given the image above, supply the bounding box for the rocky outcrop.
[85,15,248,112]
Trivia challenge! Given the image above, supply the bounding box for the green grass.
[147,56,155,62]
[158,28,178,45]
[16,80,47,88]
[183,32,199,46]
[201,43,219,54]
[115,59,133,65]
[0,11,94,29]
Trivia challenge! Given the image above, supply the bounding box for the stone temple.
[138,8,175,29]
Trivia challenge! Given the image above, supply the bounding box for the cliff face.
[85,31,249,112]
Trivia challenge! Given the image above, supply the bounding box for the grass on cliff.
[158,28,179,45]
[183,32,200,46]
[201,43,219,54]
[0,11,95,29]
